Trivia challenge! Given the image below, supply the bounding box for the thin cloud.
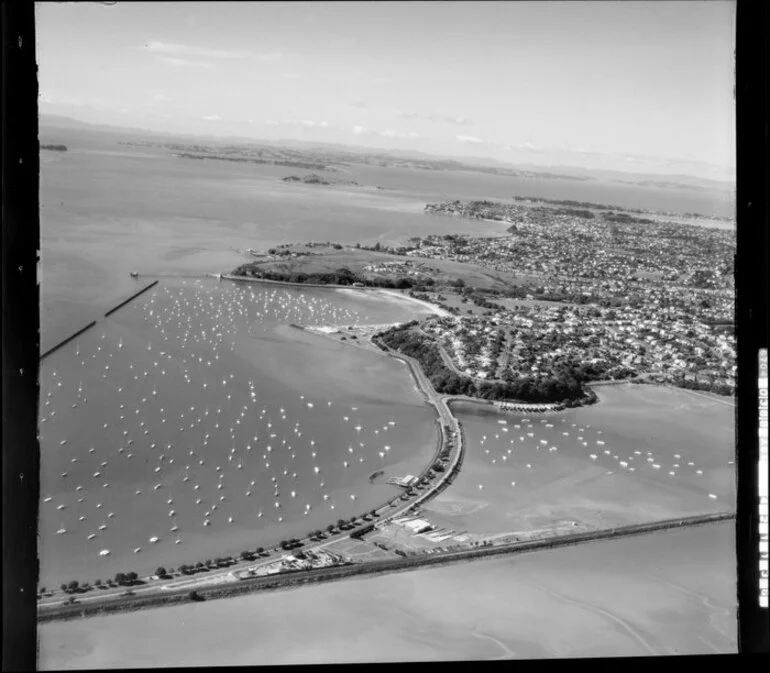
[263,119,332,129]
[144,41,281,61]
[379,129,422,140]
[156,56,213,69]
[348,126,423,140]
[400,110,471,126]
[456,135,484,144]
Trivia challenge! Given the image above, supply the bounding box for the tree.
[326,524,335,533]
[240,550,253,561]
[94,579,102,586]
[156,567,167,578]
[255,547,264,555]
[189,590,205,602]
[68,580,79,592]
[60,583,67,593]
[337,519,346,528]
[115,572,126,585]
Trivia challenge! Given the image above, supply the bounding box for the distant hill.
[37,114,735,192]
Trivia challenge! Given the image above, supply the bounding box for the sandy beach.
[336,286,453,318]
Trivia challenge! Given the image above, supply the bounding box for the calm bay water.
[39,278,439,587]
[424,385,735,536]
[38,127,736,597]
[40,127,733,350]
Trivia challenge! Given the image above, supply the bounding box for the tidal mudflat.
[38,279,439,589]
[38,520,736,667]
[422,384,734,536]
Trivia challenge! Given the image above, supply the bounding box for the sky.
[35,1,736,180]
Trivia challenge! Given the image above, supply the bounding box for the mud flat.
[38,520,736,667]
[421,383,734,538]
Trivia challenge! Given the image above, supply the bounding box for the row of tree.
[46,506,387,595]
[233,264,422,290]
[59,571,140,594]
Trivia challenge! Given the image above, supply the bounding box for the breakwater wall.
[40,321,97,361]
[104,281,158,317]
[586,378,640,387]
[38,510,734,623]
[494,401,565,413]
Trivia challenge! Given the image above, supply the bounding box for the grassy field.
[237,244,537,294]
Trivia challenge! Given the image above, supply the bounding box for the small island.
[282,174,383,190]
[41,144,68,152]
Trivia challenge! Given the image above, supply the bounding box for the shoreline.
[37,511,734,624]
[223,273,453,318]
[347,287,454,318]
[38,315,466,618]
[38,278,731,624]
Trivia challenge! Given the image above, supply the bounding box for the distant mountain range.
[39,114,735,192]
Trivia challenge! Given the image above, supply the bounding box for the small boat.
[130,271,139,278]
[99,549,111,556]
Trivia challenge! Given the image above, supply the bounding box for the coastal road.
[39,510,735,623]
[39,326,464,614]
